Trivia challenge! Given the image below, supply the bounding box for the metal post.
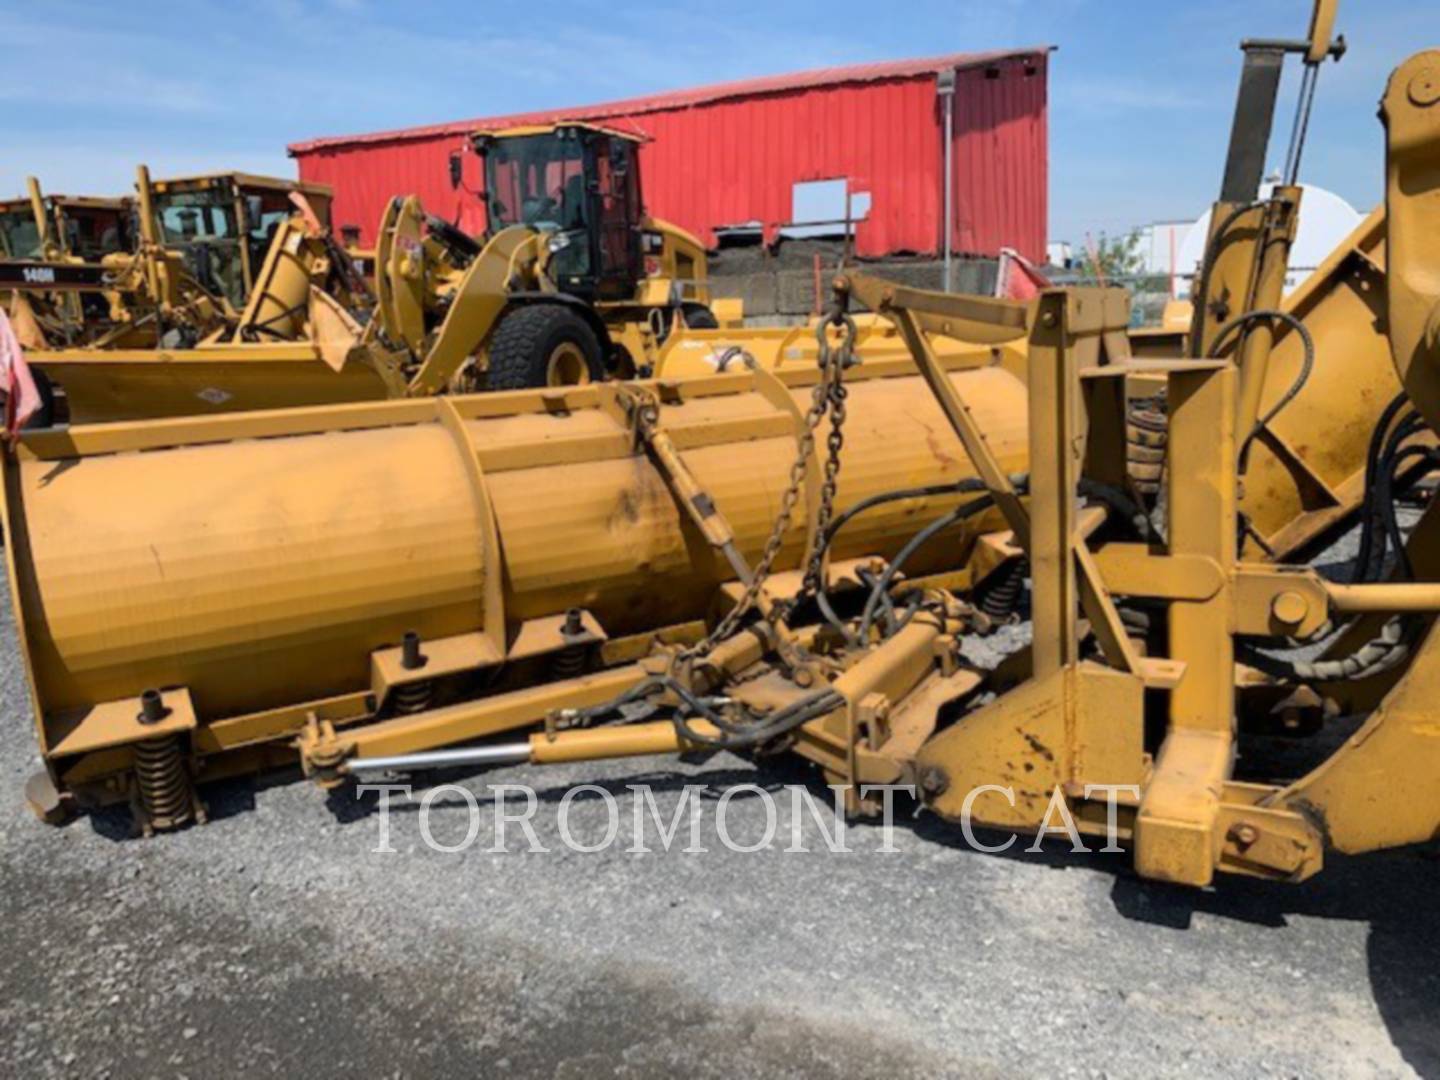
[938,69,957,292]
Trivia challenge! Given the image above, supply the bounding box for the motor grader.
[143,169,335,315]
[7,1,1438,889]
[5,167,338,360]
[1,178,139,367]
[9,166,385,423]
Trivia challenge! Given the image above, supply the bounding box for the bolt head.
[1271,590,1309,628]
[1230,821,1260,849]
[1409,68,1440,107]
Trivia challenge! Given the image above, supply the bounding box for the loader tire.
[487,305,603,390]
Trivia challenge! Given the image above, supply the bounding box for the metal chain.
[800,313,856,599]
[680,308,855,660]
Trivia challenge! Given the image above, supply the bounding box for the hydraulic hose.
[1208,308,1316,465]
[1239,615,1418,684]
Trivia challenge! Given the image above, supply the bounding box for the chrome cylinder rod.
[345,743,531,775]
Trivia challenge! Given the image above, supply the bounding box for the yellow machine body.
[7,3,1440,889]
[1128,210,1417,560]
[5,353,1025,790]
[23,344,402,423]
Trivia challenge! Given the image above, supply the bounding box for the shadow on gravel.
[322,753,1437,1074]
[911,790,1439,1077]
[1110,847,1440,1078]
[82,769,288,842]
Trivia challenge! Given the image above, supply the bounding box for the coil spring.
[391,680,434,715]
[550,643,589,680]
[133,735,192,830]
[978,559,1027,621]
[1127,400,1169,501]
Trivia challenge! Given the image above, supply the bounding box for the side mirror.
[448,151,463,190]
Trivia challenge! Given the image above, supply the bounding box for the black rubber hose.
[1206,309,1316,466]
[809,478,1000,642]
[672,688,846,750]
[1239,615,1417,684]
[1077,479,1155,542]
[1356,410,1425,583]
[856,497,996,641]
[1375,443,1438,581]
[1352,395,1416,583]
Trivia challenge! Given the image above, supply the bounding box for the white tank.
[1175,181,1362,299]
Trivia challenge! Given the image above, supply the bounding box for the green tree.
[1080,230,1144,284]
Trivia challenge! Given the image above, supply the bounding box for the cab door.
[593,136,643,300]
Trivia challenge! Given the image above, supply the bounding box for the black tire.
[681,303,720,330]
[487,305,604,391]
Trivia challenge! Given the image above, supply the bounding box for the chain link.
[800,313,855,599]
[680,307,856,660]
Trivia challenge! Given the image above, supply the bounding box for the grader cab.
[0,182,133,262]
[141,169,334,313]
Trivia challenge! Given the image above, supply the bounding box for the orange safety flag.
[0,309,42,437]
[288,191,326,238]
[994,246,1051,301]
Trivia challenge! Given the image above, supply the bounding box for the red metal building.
[289,48,1050,262]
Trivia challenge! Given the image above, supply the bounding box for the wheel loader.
[408,121,722,391]
[337,121,741,396]
[6,0,1440,889]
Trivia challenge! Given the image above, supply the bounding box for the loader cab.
[471,124,645,302]
[144,172,333,310]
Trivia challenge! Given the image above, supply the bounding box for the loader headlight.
[547,230,575,254]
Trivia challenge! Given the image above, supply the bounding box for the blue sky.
[0,0,1422,242]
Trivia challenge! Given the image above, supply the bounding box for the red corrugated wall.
[950,58,1048,262]
[294,53,1046,262]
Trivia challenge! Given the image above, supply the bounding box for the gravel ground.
[0,543,1437,1078]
